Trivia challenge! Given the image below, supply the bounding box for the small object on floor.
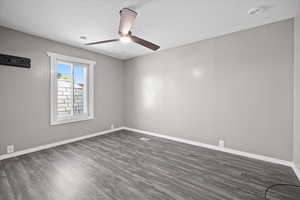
[140,137,151,141]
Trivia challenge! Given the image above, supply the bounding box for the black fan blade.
[131,35,160,51]
[85,39,119,45]
[119,8,137,35]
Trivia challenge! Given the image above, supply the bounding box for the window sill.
[50,116,94,125]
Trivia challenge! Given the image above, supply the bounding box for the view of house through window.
[57,61,87,117]
[48,52,94,125]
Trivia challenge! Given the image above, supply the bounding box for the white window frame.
[47,52,95,125]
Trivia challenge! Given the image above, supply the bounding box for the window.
[47,52,95,125]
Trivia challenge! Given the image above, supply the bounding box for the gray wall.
[124,19,294,161]
[294,15,300,167]
[0,27,124,155]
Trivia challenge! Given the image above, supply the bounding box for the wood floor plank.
[0,161,15,200]
[0,130,299,200]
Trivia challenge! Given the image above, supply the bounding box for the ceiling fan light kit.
[86,8,160,51]
[120,35,131,43]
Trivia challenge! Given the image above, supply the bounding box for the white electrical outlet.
[7,145,14,154]
[219,140,225,148]
[110,124,114,130]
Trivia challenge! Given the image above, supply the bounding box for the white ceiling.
[0,0,299,60]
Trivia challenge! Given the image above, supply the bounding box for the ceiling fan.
[85,8,160,51]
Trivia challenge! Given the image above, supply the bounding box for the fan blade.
[85,39,119,45]
[119,8,137,35]
[131,35,160,51]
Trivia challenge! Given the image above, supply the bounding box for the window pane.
[57,63,73,117]
[73,65,87,115]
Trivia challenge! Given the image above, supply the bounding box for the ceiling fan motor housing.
[119,8,138,35]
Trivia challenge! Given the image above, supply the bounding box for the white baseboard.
[123,127,300,180]
[291,163,300,180]
[124,127,300,180]
[1,126,299,181]
[0,127,124,160]
[123,127,295,167]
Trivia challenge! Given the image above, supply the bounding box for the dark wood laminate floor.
[0,130,300,200]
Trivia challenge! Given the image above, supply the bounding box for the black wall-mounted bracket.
[0,54,31,69]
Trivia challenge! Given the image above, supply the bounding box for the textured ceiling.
[0,0,298,59]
